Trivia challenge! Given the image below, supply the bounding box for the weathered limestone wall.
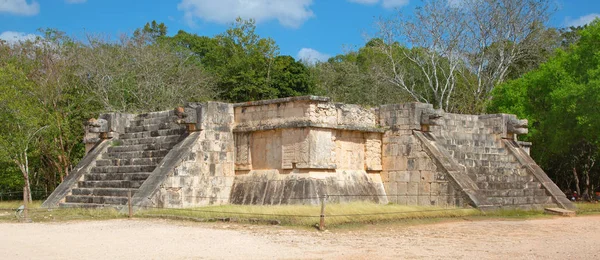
[427,113,554,208]
[234,96,379,132]
[230,96,387,205]
[230,170,387,205]
[379,103,468,207]
[133,102,235,208]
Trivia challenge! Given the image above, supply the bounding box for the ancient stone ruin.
[42,96,574,211]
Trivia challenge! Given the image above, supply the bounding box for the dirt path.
[1,216,599,259]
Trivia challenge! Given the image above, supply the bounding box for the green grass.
[575,202,600,214]
[136,202,482,227]
[0,201,124,223]
[0,200,580,228]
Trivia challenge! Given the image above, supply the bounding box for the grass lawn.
[574,202,600,214]
[136,202,482,227]
[0,201,122,223]
[0,200,596,228]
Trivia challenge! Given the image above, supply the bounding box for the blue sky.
[1,0,599,63]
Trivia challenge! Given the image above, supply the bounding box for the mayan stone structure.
[42,96,574,211]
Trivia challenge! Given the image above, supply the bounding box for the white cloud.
[0,0,39,16]
[347,0,409,9]
[177,0,315,28]
[0,31,38,44]
[65,0,86,3]
[297,48,330,64]
[381,0,409,8]
[566,13,600,27]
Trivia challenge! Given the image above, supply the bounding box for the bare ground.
[1,216,599,259]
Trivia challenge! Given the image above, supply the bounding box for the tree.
[373,1,465,111]
[270,55,315,98]
[77,32,217,112]
[374,0,554,112]
[3,29,100,189]
[163,18,315,102]
[489,19,600,197]
[312,43,414,106]
[0,64,47,202]
[134,20,168,44]
[206,18,281,101]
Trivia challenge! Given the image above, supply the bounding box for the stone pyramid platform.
[42,97,574,212]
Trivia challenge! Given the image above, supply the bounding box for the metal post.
[128,190,133,218]
[319,195,327,231]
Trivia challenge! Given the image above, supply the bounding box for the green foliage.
[313,43,414,106]
[162,18,316,102]
[0,19,319,195]
[489,19,600,192]
[78,31,217,112]
[134,20,168,42]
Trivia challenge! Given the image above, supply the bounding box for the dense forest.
[1,0,598,200]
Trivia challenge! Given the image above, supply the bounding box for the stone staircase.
[60,111,187,208]
[431,130,555,209]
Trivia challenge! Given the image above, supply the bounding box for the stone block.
[418,196,432,206]
[395,171,411,182]
[430,182,439,195]
[420,171,434,182]
[395,158,408,170]
[397,195,408,205]
[397,182,408,195]
[406,195,418,205]
[407,182,419,195]
[419,182,431,194]
[409,171,421,182]
[387,181,398,194]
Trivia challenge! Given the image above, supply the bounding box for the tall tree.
[312,42,414,106]
[0,29,98,191]
[489,19,600,197]
[0,63,46,202]
[77,31,217,112]
[374,0,554,112]
[163,18,315,102]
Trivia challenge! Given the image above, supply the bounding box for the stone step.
[71,188,137,197]
[440,143,506,154]
[59,202,115,209]
[128,116,177,127]
[103,150,170,160]
[120,128,186,140]
[107,142,179,153]
[486,196,553,205]
[134,110,175,120]
[477,181,542,190]
[512,204,558,211]
[90,165,156,174]
[454,151,511,160]
[125,123,183,133]
[474,174,534,184]
[65,195,129,205]
[84,172,152,181]
[482,188,548,197]
[443,139,498,148]
[120,135,183,146]
[96,157,164,167]
[78,180,145,189]
[544,207,576,217]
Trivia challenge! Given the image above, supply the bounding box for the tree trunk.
[24,175,32,203]
[573,167,581,195]
[16,160,33,203]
